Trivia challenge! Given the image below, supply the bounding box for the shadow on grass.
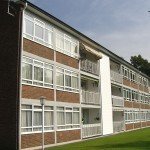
[86,141,150,150]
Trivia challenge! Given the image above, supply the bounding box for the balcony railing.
[112,95,124,107]
[113,121,124,133]
[81,59,99,75]
[82,123,101,138]
[82,90,100,105]
[110,70,123,84]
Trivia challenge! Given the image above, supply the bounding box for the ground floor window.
[21,104,54,133]
[57,107,80,130]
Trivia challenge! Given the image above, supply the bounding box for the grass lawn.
[47,128,150,150]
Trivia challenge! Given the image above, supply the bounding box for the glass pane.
[66,112,72,124]
[56,72,64,86]
[64,39,71,52]
[21,111,32,127]
[25,19,34,36]
[35,24,44,39]
[44,69,53,84]
[34,112,42,126]
[22,105,32,109]
[71,43,78,54]
[56,34,64,49]
[45,106,53,110]
[73,112,79,124]
[44,111,53,126]
[22,63,32,80]
[34,66,43,81]
[45,29,52,44]
[65,75,71,87]
[72,76,78,89]
[57,112,65,125]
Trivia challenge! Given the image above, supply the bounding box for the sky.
[29,0,150,62]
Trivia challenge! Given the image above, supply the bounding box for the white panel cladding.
[100,54,113,135]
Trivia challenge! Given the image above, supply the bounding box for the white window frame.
[56,106,80,131]
[56,67,79,93]
[21,104,54,134]
[22,56,54,89]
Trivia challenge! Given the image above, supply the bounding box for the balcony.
[112,95,124,107]
[110,70,123,84]
[82,90,100,105]
[113,121,124,133]
[82,123,101,138]
[81,59,99,75]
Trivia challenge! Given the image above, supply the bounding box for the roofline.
[22,0,149,79]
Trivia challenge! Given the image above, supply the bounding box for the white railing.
[112,95,124,107]
[82,123,101,138]
[82,90,100,105]
[110,70,123,84]
[81,59,99,75]
[113,121,124,133]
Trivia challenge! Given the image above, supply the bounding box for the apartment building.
[0,0,150,149]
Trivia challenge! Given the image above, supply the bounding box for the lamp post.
[40,96,46,150]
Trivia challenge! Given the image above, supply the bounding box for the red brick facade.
[22,85,54,101]
[125,123,134,130]
[56,129,81,143]
[134,122,141,129]
[56,51,79,69]
[124,101,132,108]
[56,90,80,103]
[132,102,140,108]
[141,122,147,127]
[123,79,130,86]
[23,38,54,60]
[21,132,55,149]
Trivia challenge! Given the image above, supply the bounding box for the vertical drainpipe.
[15,1,27,149]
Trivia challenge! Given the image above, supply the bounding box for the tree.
[130,55,150,77]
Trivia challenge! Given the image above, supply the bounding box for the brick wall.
[123,79,130,86]
[23,38,54,60]
[130,82,138,89]
[141,122,147,127]
[0,1,23,149]
[133,102,140,108]
[56,129,81,143]
[56,90,80,103]
[21,132,55,149]
[124,101,132,108]
[134,122,141,129]
[56,51,79,69]
[147,121,150,126]
[22,85,54,101]
[125,124,134,130]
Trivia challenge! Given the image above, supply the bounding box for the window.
[21,104,54,133]
[22,57,33,84]
[56,30,78,57]
[24,12,53,48]
[21,105,32,132]
[24,11,79,59]
[141,111,146,122]
[123,88,131,101]
[22,56,53,88]
[24,19,34,38]
[125,110,133,123]
[56,67,79,92]
[131,90,138,102]
[57,107,80,130]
